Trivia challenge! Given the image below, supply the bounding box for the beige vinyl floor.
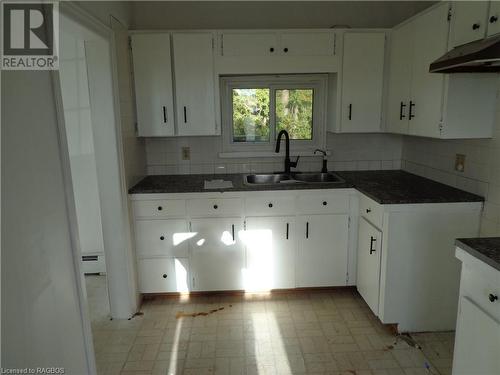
[86,275,455,375]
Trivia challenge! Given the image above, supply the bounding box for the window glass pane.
[232,88,270,143]
[275,89,313,140]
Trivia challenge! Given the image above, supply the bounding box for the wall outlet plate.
[455,154,465,172]
[182,147,191,161]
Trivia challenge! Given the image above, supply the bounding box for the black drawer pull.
[231,224,235,241]
[472,23,481,30]
[270,47,274,52]
[160,236,165,241]
[283,47,289,53]
[306,222,309,239]
[366,208,371,213]
[348,104,352,120]
[286,223,289,240]
[399,101,406,120]
[162,274,167,278]
[268,203,273,208]
[369,236,376,254]
[409,101,415,120]
[162,106,167,123]
[213,204,218,209]
[322,201,327,206]
[490,15,498,23]
[489,294,498,302]
[183,106,187,123]
[157,206,163,211]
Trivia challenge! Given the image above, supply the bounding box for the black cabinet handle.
[409,101,415,120]
[213,204,218,209]
[306,222,309,239]
[270,47,274,52]
[286,223,289,240]
[366,208,371,213]
[268,203,273,208]
[369,236,376,254]
[283,47,289,53]
[323,201,327,206]
[399,101,406,120]
[231,224,235,241]
[160,236,165,241]
[490,15,498,23]
[162,274,167,278]
[157,206,163,211]
[348,104,352,120]
[183,106,187,123]
[489,294,498,302]
[472,23,481,30]
[162,106,167,123]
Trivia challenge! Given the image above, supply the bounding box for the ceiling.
[129,1,436,30]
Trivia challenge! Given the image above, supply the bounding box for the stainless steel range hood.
[429,35,500,73]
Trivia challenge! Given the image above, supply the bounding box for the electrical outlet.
[182,147,191,161]
[455,154,466,172]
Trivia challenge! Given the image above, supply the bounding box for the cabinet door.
[297,214,349,287]
[452,297,500,375]
[190,218,244,291]
[279,31,336,56]
[386,21,413,134]
[487,1,500,37]
[131,34,175,137]
[221,32,278,57]
[341,32,385,132]
[409,3,449,138]
[356,217,382,315]
[450,1,489,47]
[135,219,189,258]
[245,216,295,291]
[172,33,217,136]
[138,258,190,293]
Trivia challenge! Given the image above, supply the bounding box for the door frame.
[51,2,138,371]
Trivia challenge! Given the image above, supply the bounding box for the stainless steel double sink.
[244,172,345,186]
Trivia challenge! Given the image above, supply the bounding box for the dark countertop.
[456,237,500,271]
[129,170,484,205]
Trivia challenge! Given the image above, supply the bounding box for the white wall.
[75,1,131,28]
[402,83,500,236]
[60,32,105,256]
[130,1,434,30]
[1,70,91,372]
[144,132,403,175]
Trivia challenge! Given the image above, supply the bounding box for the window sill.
[218,150,331,159]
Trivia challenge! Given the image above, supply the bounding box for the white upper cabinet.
[131,33,175,137]
[408,3,450,138]
[386,21,414,134]
[340,32,385,133]
[172,32,217,136]
[279,31,335,56]
[487,1,500,37]
[386,2,498,139]
[449,1,489,47]
[221,32,278,57]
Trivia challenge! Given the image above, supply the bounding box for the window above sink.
[221,74,327,155]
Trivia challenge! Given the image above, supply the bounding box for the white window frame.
[221,74,328,155]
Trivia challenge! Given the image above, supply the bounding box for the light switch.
[455,154,466,172]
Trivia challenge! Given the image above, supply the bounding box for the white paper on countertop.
[204,179,234,189]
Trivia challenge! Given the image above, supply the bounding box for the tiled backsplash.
[145,132,403,175]
[402,89,500,236]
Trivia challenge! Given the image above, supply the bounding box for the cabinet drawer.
[135,220,189,258]
[460,264,500,321]
[297,193,349,214]
[359,194,384,228]
[245,196,295,216]
[187,198,243,217]
[133,199,186,218]
[138,258,190,293]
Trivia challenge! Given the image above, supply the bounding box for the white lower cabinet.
[245,216,296,291]
[356,217,382,314]
[189,218,245,291]
[138,258,190,293]
[297,214,349,287]
[135,219,189,258]
[452,248,500,375]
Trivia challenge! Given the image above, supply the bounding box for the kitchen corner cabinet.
[339,32,386,133]
[130,34,175,136]
[452,248,500,375]
[449,1,489,47]
[356,194,482,332]
[130,32,218,137]
[387,2,498,139]
[297,214,349,287]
